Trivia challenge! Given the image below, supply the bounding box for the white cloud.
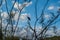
[11,25,60,38]
[19,29,26,35]
[23,1,32,7]
[1,11,30,22]
[1,12,9,19]
[14,2,22,9]
[14,1,32,10]
[13,11,19,21]
[13,11,30,21]
[56,30,60,36]
[44,14,50,19]
[45,30,56,37]
[17,27,33,38]
[20,13,30,21]
[48,6,54,10]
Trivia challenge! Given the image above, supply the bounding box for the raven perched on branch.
[27,16,31,21]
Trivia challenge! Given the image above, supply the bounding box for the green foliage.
[44,36,60,40]
[6,36,19,40]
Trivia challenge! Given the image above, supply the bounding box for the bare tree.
[0,0,60,40]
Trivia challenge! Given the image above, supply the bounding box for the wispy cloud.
[48,6,54,10]
[14,12,30,21]
[14,2,22,9]
[1,11,30,22]
[20,13,30,21]
[14,1,32,10]
[23,1,32,7]
[44,14,50,19]
[1,12,9,19]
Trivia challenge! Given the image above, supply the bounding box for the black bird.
[27,16,31,21]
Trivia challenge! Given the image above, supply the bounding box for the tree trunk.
[0,28,3,40]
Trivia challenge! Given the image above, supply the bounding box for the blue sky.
[26,0,60,29]
[0,0,60,29]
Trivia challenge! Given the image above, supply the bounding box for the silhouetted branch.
[33,0,50,40]
[37,12,60,38]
